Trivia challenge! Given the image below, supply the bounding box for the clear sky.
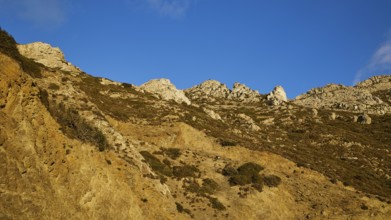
[1,0,391,98]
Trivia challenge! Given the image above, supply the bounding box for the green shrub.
[208,197,226,210]
[173,165,199,178]
[222,165,238,176]
[229,175,252,186]
[140,151,173,177]
[185,178,219,196]
[219,139,237,147]
[48,83,60,90]
[237,162,264,176]
[263,175,281,187]
[202,178,219,194]
[163,148,181,160]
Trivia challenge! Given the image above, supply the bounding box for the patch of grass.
[39,89,109,151]
[173,165,199,178]
[139,151,173,177]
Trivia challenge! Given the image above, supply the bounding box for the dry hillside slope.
[1,29,390,219]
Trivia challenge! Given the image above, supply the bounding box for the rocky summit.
[1,29,391,219]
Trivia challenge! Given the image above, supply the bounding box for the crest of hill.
[294,75,391,115]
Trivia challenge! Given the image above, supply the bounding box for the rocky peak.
[267,86,288,105]
[140,78,191,105]
[228,82,261,102]
[17,42,81,73]
[184,80,230,102]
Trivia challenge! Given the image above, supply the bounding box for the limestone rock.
[185,80,230,102]
[294,77,391,115]
[267,86,288,105]
[17,42,81,73]
[185,80,261,103]
[140,78,191,105]
[228,82,261,102]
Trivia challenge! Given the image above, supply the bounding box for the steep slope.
[1,29,391,219]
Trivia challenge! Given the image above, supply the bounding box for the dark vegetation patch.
[208,197,226,210]
[175,202,192,216]
[185,178,219,196]
[139,151,173,178]
[161,148,181,160]
[39,89,109,151]
[223,162,279,192]
[48,83,60,90]
[173,165,199,178]
[0,28,42,78]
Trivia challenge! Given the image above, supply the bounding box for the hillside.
[1,29,390,219]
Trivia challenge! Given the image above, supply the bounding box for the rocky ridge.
[294,76,391,115]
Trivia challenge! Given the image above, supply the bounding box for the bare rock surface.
[267,86,288,105]
[228,82,261,102]
[17,42,81,73]
[294,76,391,115]
[140,78,191,105]
[185,80,261,103]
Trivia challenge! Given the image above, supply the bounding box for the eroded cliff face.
[1,33,391,219]
[0,53,179,219]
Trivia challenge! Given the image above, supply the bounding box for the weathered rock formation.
[228,82,261,102]
[17,42,81,73]
[185,80,261,103]
[294,76,391,115]
[185,80,230,102]
[267,86,288,105]
[140,78,191,105]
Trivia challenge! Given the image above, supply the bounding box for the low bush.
[208,197,226,210]
[140,151,173,177]
[163,148,181,160]
[39,89,109,151]
[173,165,199,178]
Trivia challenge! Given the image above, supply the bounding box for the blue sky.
[1,0,391,98]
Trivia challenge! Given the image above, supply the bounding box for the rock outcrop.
[185,80,261,103]
[17,42,81,73]
[294,78,391,115]
[185,80,230,102]
[140,78,191,105]
[228,82,261,102]
[267,86,288,105]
